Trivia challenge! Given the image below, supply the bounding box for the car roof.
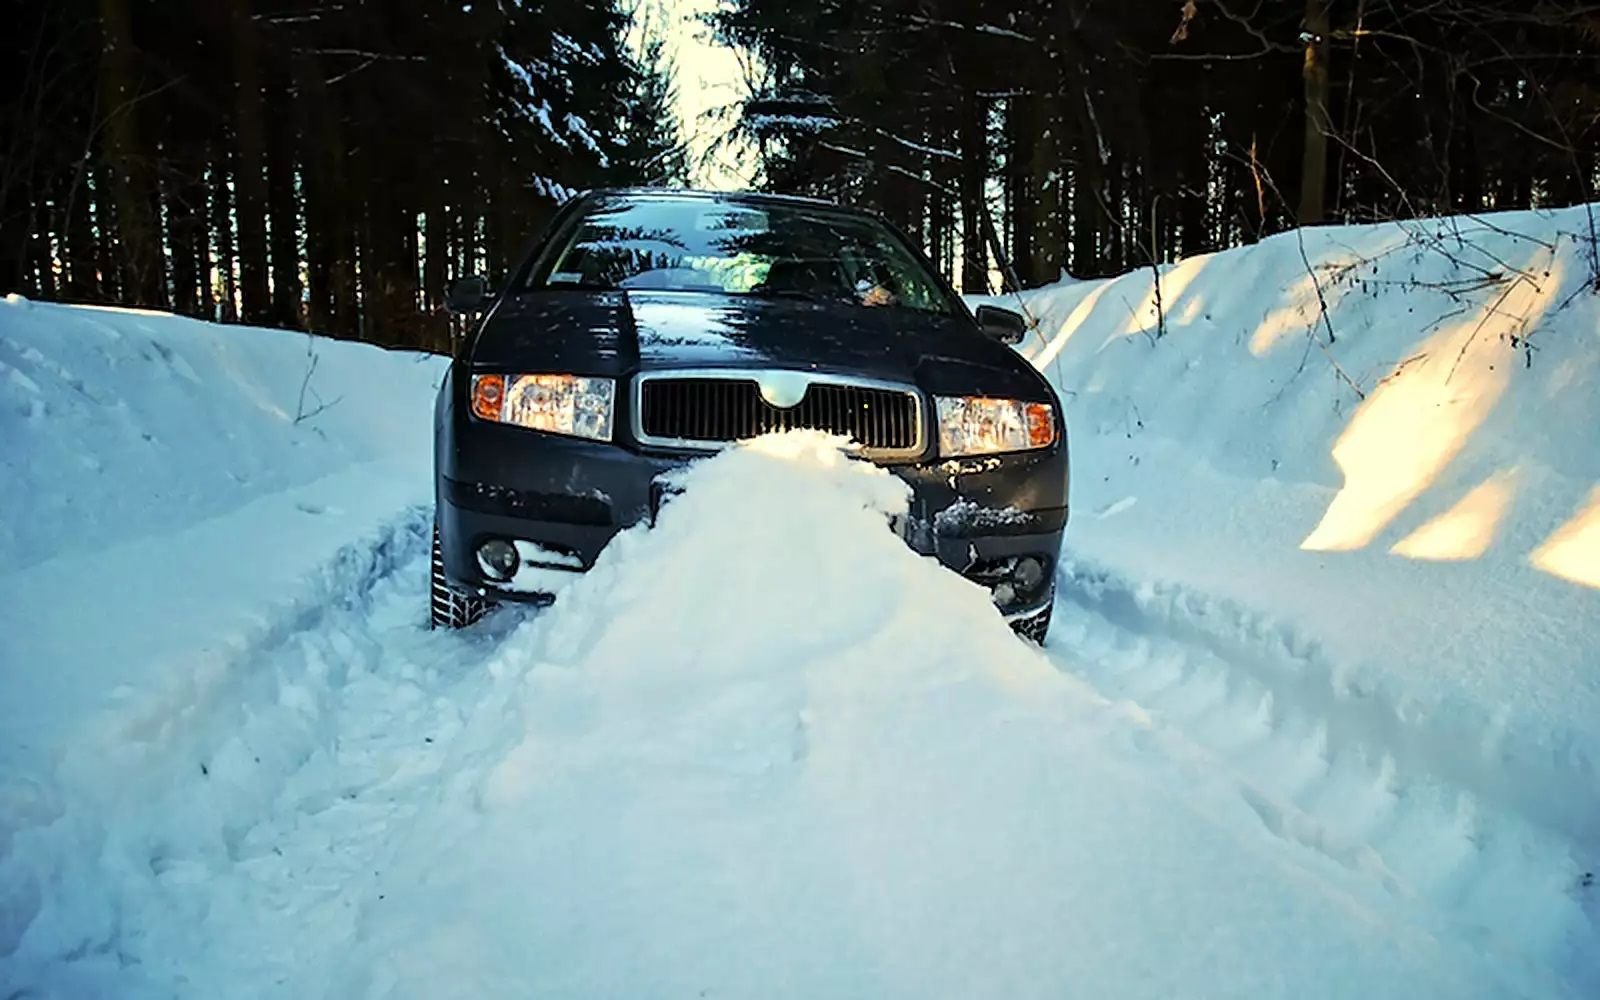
[578,187,866,214]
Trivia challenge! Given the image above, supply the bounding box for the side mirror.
[444,275,490,315]
[976,304,1027,345]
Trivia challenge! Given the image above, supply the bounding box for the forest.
[716,0,1600,292]
[0,0,685,349]
[2,1,1597,346]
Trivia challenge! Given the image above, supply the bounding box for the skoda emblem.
[757,372,810,409]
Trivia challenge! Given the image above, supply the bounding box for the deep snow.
[0,299,443,788]
[2,203,1598,998]
[982,205,1600,849]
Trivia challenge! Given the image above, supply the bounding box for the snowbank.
[0,299,445,987]
[985,204,1600,855]
[0,299,441,571]
[62,434,1551,998]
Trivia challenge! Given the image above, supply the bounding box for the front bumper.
[436,428,1067,616]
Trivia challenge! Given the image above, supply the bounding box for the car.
[432,188,1069,641]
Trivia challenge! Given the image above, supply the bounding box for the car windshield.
[532,196,958,316]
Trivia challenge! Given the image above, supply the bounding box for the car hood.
[471,290,1049,399]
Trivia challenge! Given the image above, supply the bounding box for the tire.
[1011,599,1053,645]
[430,522,491,630]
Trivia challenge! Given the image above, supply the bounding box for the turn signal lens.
[471,373,505,421]
[1025,402,1056,448]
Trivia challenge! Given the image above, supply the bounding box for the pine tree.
[4,0,1595,318]
[618,38,689,187]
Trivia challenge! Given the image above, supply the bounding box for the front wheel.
[430,522,491,629]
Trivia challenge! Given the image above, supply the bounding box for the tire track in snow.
[2,505,491,995]
[116,551,525,996]
[1046,557,1599,993]
[56,504,438,804]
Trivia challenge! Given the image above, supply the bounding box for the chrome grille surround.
[631,368,927,462]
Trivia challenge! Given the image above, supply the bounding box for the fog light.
[992,581,1017,608]
[1014,556,1045,593]
[477,539,520,581]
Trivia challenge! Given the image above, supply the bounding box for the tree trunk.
[166,125,207,316]
[1029,93,1063,283]
[295,54,332,331]
[957,86,988,294]
[1068,82,1106,277]
[1449,86,1484,213]
[196,167,214,317]
[97,0,164,305]
[485,172,509,282]
[0,171,32,297]
[1070,164,1097,276]
[229,0,271,323]
[1106,158,1125,270]
[210,140,238,321]
[62,160,98,299]
[1175,94,1211,256]
[330,136,358,337]
[166,167,201,316]
[423,171,450,351]
[363,139,419,347]
[1007,94,1038,288]
[266,64,302,329]
[30,192,56,298]
[456,163,479,280]
[1298,0,1332,224]
[91,163,121,301]
[1179,157,1208,257]
[903,148,928,253]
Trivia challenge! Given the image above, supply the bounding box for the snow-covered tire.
[430,523,491,630]
[1012,600,1053,645]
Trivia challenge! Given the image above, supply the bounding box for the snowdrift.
[10,429,1552,997]
[0,298,445,992]
[311,434,1548,999]
[0,297,442,571]
[984,205,1600,847]
[0,298,443,774]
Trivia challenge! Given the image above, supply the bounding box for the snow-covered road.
[13,486,1593,997]
[5,202,1599,998]
[1051,560,1598,990]
[15,476,1593,999]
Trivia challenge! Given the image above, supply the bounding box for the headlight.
[471,373,615,442]
[935,396,1056,456]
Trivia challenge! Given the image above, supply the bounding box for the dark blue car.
[432,189,1068,640]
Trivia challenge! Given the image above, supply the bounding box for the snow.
[981,202,1600,989]
[0,300,445,993]
[494,43,596,164]
[0,301,440,572]
[3,204,1599,997]
[745,113,842,135]
[510,540,584,570]
[496,540,584,595]
[932,496,1033,533]
[563,112,606,163]
[978,205,1600,845]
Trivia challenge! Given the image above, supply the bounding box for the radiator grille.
[637,375,922,456]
